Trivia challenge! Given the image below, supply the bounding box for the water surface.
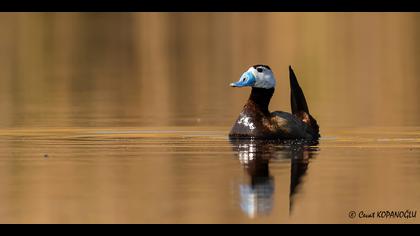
[0,126,418,223]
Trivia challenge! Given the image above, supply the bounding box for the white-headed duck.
[229,65,320,140]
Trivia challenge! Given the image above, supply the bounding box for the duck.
[229,65,320,140]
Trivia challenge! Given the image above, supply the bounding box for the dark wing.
[289,66,320,138]
[289,66,309,114]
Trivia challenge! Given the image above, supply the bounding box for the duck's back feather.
[269,111,314,140]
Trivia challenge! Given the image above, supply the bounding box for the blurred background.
[0,13,418,129]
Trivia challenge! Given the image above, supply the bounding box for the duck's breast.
[229,111,262,138]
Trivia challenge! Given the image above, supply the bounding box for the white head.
[230,65,276,89]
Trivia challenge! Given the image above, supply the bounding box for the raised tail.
[289,66,320,138]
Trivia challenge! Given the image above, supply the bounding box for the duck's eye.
[241,77,246,82]
[257,68,263,73]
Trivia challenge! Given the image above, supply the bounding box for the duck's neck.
[245,87,274,115]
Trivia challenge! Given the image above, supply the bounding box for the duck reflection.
[230,139,318,218]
